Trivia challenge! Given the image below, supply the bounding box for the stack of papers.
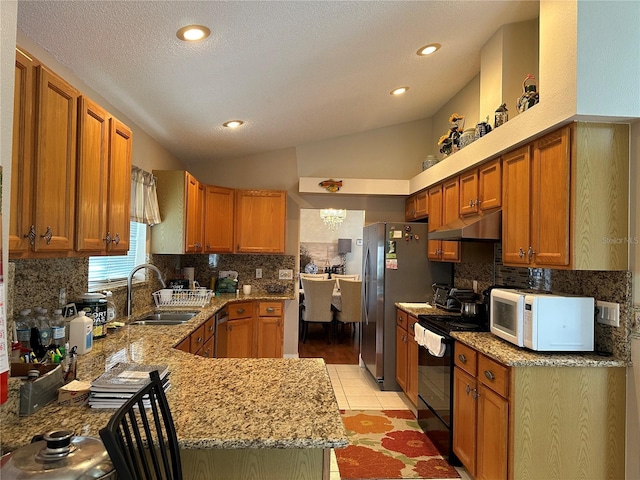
[89,363,170,409]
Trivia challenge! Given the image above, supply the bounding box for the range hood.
[428,210,501,241]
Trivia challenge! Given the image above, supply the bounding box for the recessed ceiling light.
[223,120,244,128]
[176,25,211,42]
[390,86,409,96]
[417,43,441,56]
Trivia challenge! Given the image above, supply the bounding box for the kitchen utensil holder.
[153,289,213,307]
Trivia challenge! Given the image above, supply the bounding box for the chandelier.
[320,209,347,231]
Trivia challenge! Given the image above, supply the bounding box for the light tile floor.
[328,364,472,480]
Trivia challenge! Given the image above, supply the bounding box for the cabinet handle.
[24,225,36,246]
[277,320,280,327]
[206,244,211,249]
[465,384,471,395]
[484,370,495,381]
[40,226,53,245]
[237,308,245,314]
[476,198,482,205]
[266,307,275,313]
[194,242,202,249]
[518,247,525,258]
[228,325,232,332]
[469,200,474,207]
[528,246,536,259]
[103,232,112,245]
[209,325,214,332]
[458,353,467,363]
[113,233,120,246]
[196,336,203,344]
[472,389,480,399]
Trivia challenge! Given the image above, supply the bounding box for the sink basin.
[131,311,198,325]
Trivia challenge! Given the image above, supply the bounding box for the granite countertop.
[1,293,349,453]
[452,332,628,368]
[395,302,462,317]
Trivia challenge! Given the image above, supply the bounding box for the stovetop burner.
[418,314,488,336]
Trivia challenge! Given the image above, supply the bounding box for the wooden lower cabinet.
[452,341,625,480]
[395,309,418,406]
[176,316,215,358]
[218,300,284,358]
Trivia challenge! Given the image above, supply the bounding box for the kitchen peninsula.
[0,293,348,480]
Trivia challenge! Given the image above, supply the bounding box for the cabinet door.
[196,337,215,358]
[257,316,283,358]
[453,367,477,476]
[441,178,460,262]
[75,96,109,252]
[502,146,531,265]
[225,318,253,358]
[107,118,132,254]
[478,158,501,211]
[395,324,407,392]
[459,170,479,216]
[204,185,235,253]
[531,127,570,267]
[405,195,417,220]
[33,65,78,252]
[185,173,204,253]
[10,48,35,254]
[427,185,443,260]
[476,384,509,480]
[235,190,286,253]
[406,317,419,406]
[415,191,428,219]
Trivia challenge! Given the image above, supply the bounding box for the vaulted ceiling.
[17,1,539,166]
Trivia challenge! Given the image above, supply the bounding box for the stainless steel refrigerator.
[361,222,452,390]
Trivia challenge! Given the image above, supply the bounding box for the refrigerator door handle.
[363,246,370,325]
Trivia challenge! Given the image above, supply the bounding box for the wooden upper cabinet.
[204,185,235,253]
[405,190,427,221]
[427,185,443,260]
[10,48,35,254]
[106,118,132,254]
[76,96,109,253]
[76,101,131,255]
[460,159,502,216]
[185,173,204,253]
[502,145,532,266]
[441,177,460,262]
[32,65,78,253]
[235,190,286,254]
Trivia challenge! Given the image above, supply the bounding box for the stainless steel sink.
[131,311,198,325]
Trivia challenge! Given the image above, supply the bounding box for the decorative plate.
[304,262,318,274]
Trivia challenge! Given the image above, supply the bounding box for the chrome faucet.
[126,263,166,317]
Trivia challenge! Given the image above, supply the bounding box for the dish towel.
[413,322,427,346]
[424,329,446,357]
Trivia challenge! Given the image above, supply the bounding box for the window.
[88,222,147,290]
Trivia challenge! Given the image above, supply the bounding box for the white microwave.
[489,288,595,351]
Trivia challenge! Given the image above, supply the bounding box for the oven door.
[418,336,453,428]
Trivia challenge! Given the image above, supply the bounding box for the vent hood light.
[390,86,409,96]
[417,43,441,56]
[176,25,211,42]
[428,210,502,241]
[223,120,244,128]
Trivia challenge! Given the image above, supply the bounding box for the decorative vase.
[459,128,476,149]
[494,103,508,128]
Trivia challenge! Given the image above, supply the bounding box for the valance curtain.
[130,166,161,225]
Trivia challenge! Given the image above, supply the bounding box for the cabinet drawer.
[478,354,509,398]
[408,315,418,337]
[189,324,206,353]
[195,336,214,358]
[204,316,215,341]
[454,342,477,376]
[259,301,282,317]
[175,337,190,353]
[397,309,408,330]
[229,301,254,319]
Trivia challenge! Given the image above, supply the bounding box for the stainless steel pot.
[461,301,484,317]
[0,430,115,479]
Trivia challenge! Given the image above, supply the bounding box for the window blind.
[88,222,146,287]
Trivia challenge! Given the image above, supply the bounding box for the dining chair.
[335,279,362,343]
[299,272,330,288]
[99,370,182,480]
[331,273,360,290]
[300,278,336,344]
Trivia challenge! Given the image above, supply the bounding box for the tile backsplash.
[454,243,632,361]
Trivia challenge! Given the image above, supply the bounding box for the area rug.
[336,410,460,479]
